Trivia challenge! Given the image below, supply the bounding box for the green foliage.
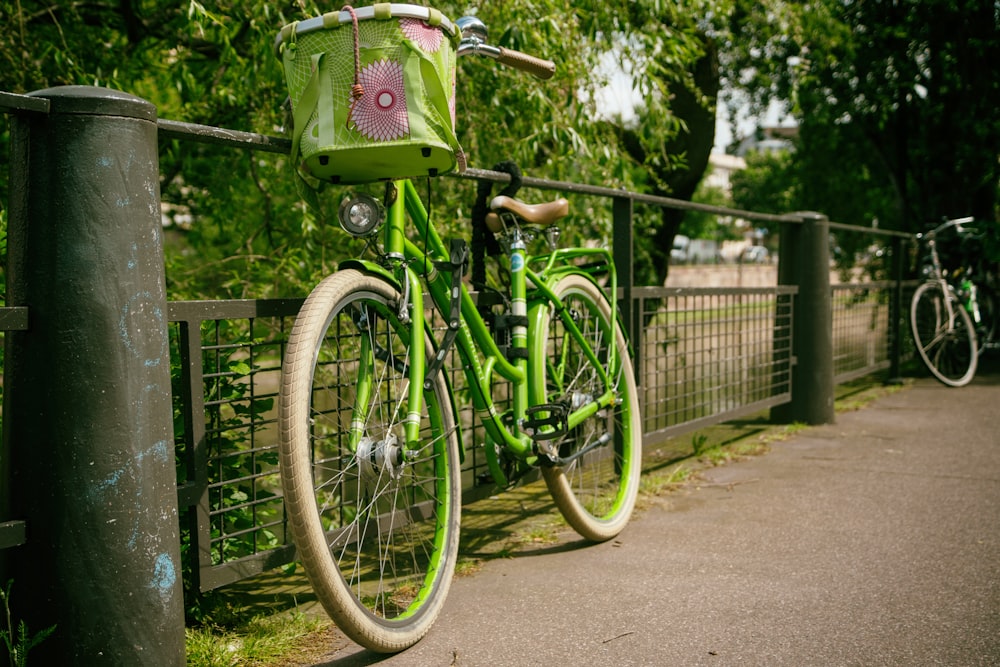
[171,318,286,622]
[0,1,727,295]
[719,0,1000,240]
[730,150,799,217]
[688,182,743,242]
[1,581,56,667]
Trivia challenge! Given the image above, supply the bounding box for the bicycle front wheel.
[536,274,642,541]
[279,270,461,653]
[910,280,978,387]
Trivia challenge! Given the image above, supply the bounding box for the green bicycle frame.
[365,179,621,486]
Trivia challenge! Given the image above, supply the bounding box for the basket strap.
[401,40,465,171]
[316,54,336,148]
[285,51,325,204]
[343,4,366,129]
[288,52,320,168]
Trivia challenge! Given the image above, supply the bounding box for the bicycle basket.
[276,4,465,185]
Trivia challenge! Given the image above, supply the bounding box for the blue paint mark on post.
[119,291,167,367]
[151,553,177,595]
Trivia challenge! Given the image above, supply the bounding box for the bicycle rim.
[279,270,460,652]
[910,281,978,387]
[537,274,641,541]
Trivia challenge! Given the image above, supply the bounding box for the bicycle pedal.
[523,403,569,442]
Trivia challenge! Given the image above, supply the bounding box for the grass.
[184,371,910,665]
[835,375,910,411]
[1,580,56,667]
[454,556,485,577]
[185,607,329,667]
[638,463,692,497]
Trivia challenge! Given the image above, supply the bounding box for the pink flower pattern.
[400,18,442,53]
[352,60,409,142]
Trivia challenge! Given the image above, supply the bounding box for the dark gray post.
[612,196,639,379]
[771,212,836,425]
[887,235,906,382]
[3,86,185,664]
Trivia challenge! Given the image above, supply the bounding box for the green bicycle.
[276,8,641,653]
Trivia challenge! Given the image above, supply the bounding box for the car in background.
[742,245,769,263]
[671,235,690,263]
[672,235,721,264]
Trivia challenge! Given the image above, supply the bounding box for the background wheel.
[910,281,978,386]
[536,274,642,541]
[279,270,460,652]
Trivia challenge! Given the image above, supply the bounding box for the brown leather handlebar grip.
[497,47,556,80]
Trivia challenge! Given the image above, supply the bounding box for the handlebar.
[918,216,976,241]
[456,16,556,80]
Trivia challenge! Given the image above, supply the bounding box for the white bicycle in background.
[909,216,985,386]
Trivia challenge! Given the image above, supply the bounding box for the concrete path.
[299,362,1000,667]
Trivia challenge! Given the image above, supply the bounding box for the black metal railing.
[635,285,795,444]
[167,284,798,590]
[0,91,43,553]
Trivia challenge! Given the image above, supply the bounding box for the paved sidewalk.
[302,363,1000,667]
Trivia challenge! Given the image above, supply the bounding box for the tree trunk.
[617,39,719,286]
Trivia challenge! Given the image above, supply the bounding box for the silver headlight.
[338,193,384,237]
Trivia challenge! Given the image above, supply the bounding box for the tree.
[458,2,730,285]
[605,2,728,285]
[0,1,723,295]
[720,0,1000,236]
[730,149,800,219]
[687,183,741,242]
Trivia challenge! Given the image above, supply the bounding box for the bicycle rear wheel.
[279,270,461,653]
[910,280,978,386]
[535,274,641,541]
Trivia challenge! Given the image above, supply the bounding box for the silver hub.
[357,433,404,482]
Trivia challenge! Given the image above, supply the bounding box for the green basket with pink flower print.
[276,3,465,185]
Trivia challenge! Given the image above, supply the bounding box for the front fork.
[350,263,427,452]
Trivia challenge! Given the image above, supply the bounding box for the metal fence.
[169,288,782,590]
[833,281,895,382]
[1,87,915,606]
[168,262,912,593]
[634,286,795,443]
[169,273,906,592]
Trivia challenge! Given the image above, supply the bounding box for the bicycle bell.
[457,16,488,44]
